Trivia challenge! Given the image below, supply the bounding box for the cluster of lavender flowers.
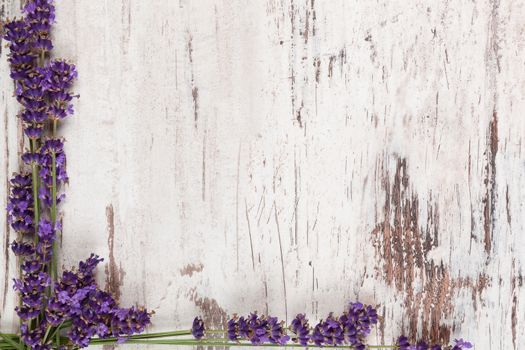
[192,302,378,350]
[7,174,34,233]
[13,233,151,348]
[225,313,290,345]
[3,1,152,349]
[396,336,473,350]
[192,302,473,349]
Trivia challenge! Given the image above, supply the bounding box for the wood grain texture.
[1,1,524,349]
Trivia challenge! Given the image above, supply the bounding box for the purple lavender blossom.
[44,255,152,348]
[36,219,58,263]
[397,335,472,350]
[3,19,35,80]
[310,323,324,346]
[314,313,345,346]
[290,314,310,345]
[23,0,55,53]
[227,317,238,341]
[199,303,377,347]
[38,138,68,206]
[21,152,40,166]
[21,109,48,124]
[15,71,47,112]
[246,313,269,344]
[37,219,56,242]
[4,2,76,139]
[41,60,78,120]
[223,313,289,345]
[11,240,35,256]
[4,1,153,349]
[110,306,152,341]
[24,125,44,139]
[192,317,205,340]
[452,338,473,350]
[340,301,378,345]
[42,60,77,91]
[397,336,414,350]
[20,323,46,348]
[237,315,250,338]
[13,219,56,324]
[13,228,152,349]
[7,173,34,233]
[267,316,290,345]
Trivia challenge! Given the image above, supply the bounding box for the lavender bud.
[192,316,205,339]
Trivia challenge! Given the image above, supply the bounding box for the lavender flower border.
[0,1,473,350]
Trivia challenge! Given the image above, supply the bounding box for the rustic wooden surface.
[1,0,524,349]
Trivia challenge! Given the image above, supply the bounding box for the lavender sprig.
[196,302,378,348]
[189,303,472,349]
[396,336,473,350]
[3,1,152,349]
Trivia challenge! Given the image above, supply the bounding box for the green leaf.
[0,334,24,350]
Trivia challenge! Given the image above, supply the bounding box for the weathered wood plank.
[1,1,524,349]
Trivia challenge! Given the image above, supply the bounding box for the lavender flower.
[246,313,269,344]
[4,1,154,349]
[23,0,55,53]
[192,317,205,340]
[452,339,473,350]
[227,317,238,341]
[197,303,377,347]
[7,173,34,233]
[45,255,152,348]
[11,240,35,256]
[3,19,35,80]
[340,301,378,347]
[4,3,76,139]
[314,313,345,346]
[397,336,472,350]
[21,109,48,124]
[266,316,290,345]
[110,306,152,340]
[13,231,152,349]
[238,315,250,338]
[20,323,46,349]
[310,323,324,346]
[24,125,44,139]
[15,71,47,114]
[38,138,68,206]
[290,314,310,345]
[223,313,290,345]
[226,315,245,341]
[41,60,78,120]
[36,219,58,263]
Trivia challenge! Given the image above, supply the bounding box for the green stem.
[42,327,51,345]
[88,339,399,348]
[50,119,58,284]
[0,334,23,350]
[30,139,39,244]
[44,320,64,344]
[88,330,192,344]
[29,138,40,340]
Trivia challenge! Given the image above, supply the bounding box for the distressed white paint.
[1,0,524,349]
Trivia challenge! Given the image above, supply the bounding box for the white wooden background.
[1,1,524,349]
